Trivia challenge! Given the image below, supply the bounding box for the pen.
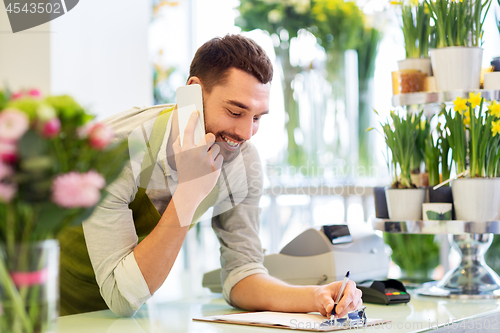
[332,271,350,317]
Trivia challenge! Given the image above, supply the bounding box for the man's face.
[192,68,270,163]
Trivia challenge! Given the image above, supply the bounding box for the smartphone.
[176,84,205,147]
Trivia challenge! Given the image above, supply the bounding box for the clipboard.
[193,311,390,331]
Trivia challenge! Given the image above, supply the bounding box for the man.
[58,34,362,318]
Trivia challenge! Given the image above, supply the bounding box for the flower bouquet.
[0,88,129,333]
[444,93,500,221]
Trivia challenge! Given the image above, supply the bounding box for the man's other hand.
[312,280,362,319]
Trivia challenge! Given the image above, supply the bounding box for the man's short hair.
[189,34,273,92]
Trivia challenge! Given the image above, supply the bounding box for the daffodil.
[453,96,468,114]
[468,92,482,109]
[492,120,500,137]
[463,110,471,127]
[488,101,500,118]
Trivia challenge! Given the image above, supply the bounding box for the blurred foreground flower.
[41,118,61,138]
[0,109,29,141]
[0,183,16,203]
[88,123,114,150]
[52,171,106,208]
[0,141,17,163]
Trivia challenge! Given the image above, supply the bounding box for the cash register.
[202,223,390,291]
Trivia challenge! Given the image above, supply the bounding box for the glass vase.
[0,240,59,333]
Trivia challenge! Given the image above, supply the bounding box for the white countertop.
[58,292,500,333]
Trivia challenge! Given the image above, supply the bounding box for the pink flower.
[77,124,91,139]
[0,141,17,163]
[41,118,61,138]
[28,89,41,98]
[0,161,13,180]
[52,171,106,208]
[11,92,24,100]
[0,109,30,141]
[0,183,17,203]
[88,123,114,150]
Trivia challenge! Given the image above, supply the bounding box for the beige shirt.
[82,104,268,317]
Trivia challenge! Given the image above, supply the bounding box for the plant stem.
[0,255,32,332]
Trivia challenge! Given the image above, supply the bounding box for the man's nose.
[234,118,254,141]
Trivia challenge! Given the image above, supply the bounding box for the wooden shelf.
[392,89,500,107]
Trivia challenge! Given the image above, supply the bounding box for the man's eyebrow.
[225,100,269,115]
[225,99,249,110]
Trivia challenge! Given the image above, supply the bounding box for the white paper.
[194,311,388,331]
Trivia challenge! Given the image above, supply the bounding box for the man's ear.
[187,76,202,86]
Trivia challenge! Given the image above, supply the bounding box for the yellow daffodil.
[492,120,500,137]
[463,110,471,127]
[409,0,418,6]
[468,92,482,109]
[453,96,468,114]
[488,101,500,118]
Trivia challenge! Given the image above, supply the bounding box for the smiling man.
[58,34,362,318]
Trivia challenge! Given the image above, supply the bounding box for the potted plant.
[445,93,500,221]
[427,120,454,204]
[375,110,427,220]
[425,0,493,91]
[0,89,129,332]
[411,116,429,187]
[395,0,433,76]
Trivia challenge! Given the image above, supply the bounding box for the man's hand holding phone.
[172,109,223,227]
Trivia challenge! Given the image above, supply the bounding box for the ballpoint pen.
[333,271,350,317]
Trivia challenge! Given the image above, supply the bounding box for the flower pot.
[374,186,389,218]
[385,188,426,220]
[0,240,59,333]
[451,178,500,221]
[491,57,500,72]
[397,57,432,77]
[484,72,500,90]
[430,47,483,91]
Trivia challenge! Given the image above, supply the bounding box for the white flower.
[0,109,30,141]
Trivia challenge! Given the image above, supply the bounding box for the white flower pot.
[398,58,432,77]
[451,178,500,221]
[385,188,427,220]
[430,47,483,91]
[484,72,500,90]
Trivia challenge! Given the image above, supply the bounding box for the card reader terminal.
[358,279,411,305]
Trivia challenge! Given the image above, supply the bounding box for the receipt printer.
[202,223,389,292]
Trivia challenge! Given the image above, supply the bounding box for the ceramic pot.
[374,187,389,218]
[491,57,500,72]
[430,47,483,91]
[398,57,432,77]
[451,178,500,221]
[385,188,426,220]
[484,72,500,90]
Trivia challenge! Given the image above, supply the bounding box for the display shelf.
[392,89,500,107]
[371,217,500,299]
[372,218,500,235]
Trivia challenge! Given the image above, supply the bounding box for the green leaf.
[18,130,48,159]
